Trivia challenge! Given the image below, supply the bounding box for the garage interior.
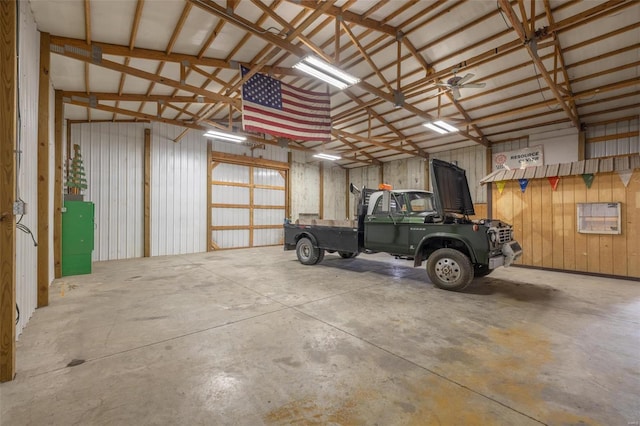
[1,0,639,424]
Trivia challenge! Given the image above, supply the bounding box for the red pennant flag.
[548,176,559,191]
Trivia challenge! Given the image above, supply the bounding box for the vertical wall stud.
[345,168,350,219]
[144,128,151,257]
[54,92,63,277]
[0,0,17,382]
[206,140,212,251]
[37,32,51,307]
[319,162,324,219]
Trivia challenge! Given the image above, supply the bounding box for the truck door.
[364,192,411,254]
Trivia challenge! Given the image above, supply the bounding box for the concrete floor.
[1,247,639,425]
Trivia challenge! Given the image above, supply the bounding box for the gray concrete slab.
[1,247,639,425]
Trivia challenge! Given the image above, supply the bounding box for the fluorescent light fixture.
[423,120,459,134]
[434,120,458,132]
[203,130,246,143]
[293,56,360,90]
[313,153,341,161]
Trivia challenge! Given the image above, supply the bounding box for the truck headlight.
[488,230,497,243]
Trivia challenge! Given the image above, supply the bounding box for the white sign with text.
[493,145,544,170]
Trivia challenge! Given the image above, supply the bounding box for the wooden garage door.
[209,156,288,250]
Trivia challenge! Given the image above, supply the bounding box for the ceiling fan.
[436,69,486,100]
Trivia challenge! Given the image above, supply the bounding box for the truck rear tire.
[338,251,358,259]
[296,237,323,265]
[426,248,473,291]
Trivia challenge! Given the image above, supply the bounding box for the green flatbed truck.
[284,159,522,291]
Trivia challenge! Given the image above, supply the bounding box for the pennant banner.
[518,179,529,193]
[617,169,632,187]
[548,176,560,191]
[582,174,595,189]
[496,181,506,194]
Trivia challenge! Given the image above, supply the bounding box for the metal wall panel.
[208,139,288,163]
[253,229,282,246]
[73,122,145,260]
[151,123,208,256]
[586,118,639,158]
[15,3,40,336]
[491,137,529,154]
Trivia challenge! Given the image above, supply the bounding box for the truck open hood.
[430,159,475,216]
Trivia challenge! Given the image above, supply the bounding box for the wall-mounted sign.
[493,145,544,170]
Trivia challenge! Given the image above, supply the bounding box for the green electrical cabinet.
[62,201,95,276]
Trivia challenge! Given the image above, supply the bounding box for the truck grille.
[497,228,512,243]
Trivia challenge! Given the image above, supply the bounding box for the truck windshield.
[406,192,434,213]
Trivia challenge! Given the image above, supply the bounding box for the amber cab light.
[378,183,393,190]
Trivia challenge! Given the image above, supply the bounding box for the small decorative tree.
[66,144,87,195]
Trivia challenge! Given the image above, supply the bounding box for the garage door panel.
[213,163,249,183]
[254,208,285,226]
[212,230,249,248]
[210,160,286,250]
[254,167,284,186]
[212,185,250,204]
[254,188,285,206]
[211,208,250,226]
[253,228,283,246]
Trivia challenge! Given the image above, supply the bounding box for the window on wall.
[577,202,622,234]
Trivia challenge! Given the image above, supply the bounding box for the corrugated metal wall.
[152,123,207,255]
[491,137,530,154]
[72,122,145,260]
[586,117,639,158]
[15,2,40,336]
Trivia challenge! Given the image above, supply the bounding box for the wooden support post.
[206,140,212,251]
[53,91,63,278]
[37,32,50,307]
[1,0,17,382]
[379,164,384,185]
[345,168,350,219]
[144,128,151,257]
[286,152,292,221]
[319,162,324,220]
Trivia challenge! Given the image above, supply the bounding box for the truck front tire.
[338,251,358,259]
[426,248,473,291]
[296,237,324,265]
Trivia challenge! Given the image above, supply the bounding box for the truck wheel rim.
[301,245,310,259]
[435,258,461,282]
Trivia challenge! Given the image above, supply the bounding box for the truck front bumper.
[488,241,523,269]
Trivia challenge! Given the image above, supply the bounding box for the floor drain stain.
[67,359,85,367]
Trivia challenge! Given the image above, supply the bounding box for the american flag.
[241,66,331,141]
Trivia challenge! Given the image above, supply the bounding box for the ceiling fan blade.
[456,73,474,85]
[435,82,450,88]
[452,87,461,100]
[460,83,486,88]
